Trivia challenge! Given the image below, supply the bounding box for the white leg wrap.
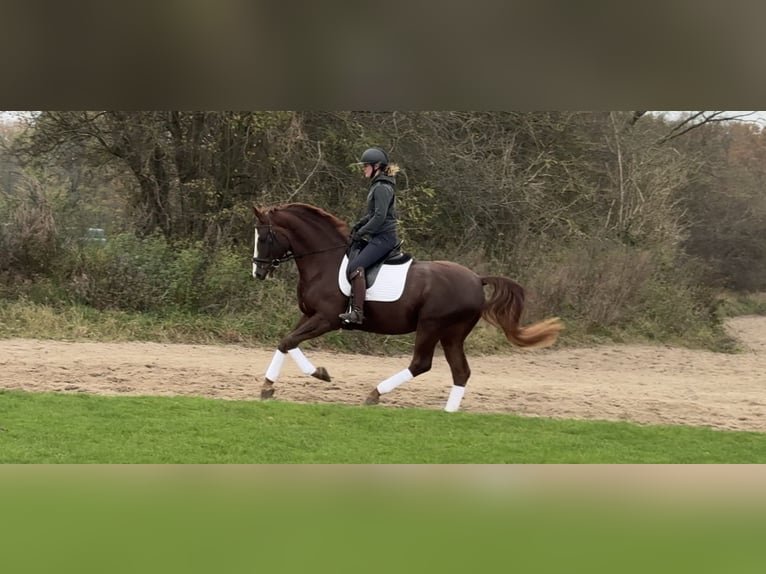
[444,385,466,412]
[288,348,316,375]
[377,369,414,394]
[265,350,286,382]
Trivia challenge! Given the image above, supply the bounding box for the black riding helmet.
[360,147,389,166]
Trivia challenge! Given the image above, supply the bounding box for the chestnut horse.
[252,202,563,412]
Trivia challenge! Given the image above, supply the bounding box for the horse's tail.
[480,276,564,348]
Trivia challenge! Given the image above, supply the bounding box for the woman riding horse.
[252,201,564,413]
[340,147,402,326]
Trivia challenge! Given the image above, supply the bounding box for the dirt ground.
[1,316,765,432]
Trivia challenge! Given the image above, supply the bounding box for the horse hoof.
[364,389,380,405]
[312,366,331,382]
[261,380,275,400]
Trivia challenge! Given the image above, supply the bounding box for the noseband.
[252,222,347,270]
[253,224,294,269]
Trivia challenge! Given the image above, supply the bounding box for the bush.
[518,240,725,346]
[718,291,766,317]
[64,233,297,322]
[68,234,176,311]
[523,240,654,325]
[0,191,58,277]
[200,248,255,312]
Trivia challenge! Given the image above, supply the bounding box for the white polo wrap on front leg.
[444,385,466,412]
[265,350,286,382]
[288,348,316,375]
[377,368,414,394]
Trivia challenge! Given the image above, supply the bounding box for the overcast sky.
[657,111,766,125]
[3,110,766,125]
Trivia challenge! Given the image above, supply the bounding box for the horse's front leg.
[261,314,334,399]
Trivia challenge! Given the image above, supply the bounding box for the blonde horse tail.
[480,276,564,348]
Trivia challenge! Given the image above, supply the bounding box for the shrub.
[519,240,724,346]
[523,240,654,326]
[68,233,176,311]
[0,189,58,277]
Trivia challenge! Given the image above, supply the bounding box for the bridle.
[252,224,295,269]
[252,221,348,274]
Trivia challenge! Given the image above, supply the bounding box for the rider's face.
[362,164,374,178]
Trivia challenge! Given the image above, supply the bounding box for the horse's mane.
[266,202,349,237]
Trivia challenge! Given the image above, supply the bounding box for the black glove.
[350,230,363,242]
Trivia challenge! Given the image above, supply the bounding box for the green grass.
[0,298,282,345]
[0,298,536,354]
[3,465,766,574]
[1,390,764,463]
[0,298,422,353]
[0,297,744,355]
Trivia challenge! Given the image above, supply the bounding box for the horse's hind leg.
[365,323,440,405]
[440,319,478,412]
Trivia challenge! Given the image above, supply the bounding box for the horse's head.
[252,207,293,280]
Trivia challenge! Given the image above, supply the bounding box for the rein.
[252,243,347,267]
[252,222,348,268]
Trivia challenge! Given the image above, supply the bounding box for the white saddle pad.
[338,255,413,302]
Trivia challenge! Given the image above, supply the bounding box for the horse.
[252,202,563,412]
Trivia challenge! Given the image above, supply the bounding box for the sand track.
[1,316,764,431]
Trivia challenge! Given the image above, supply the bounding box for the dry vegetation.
[2,112,765,351]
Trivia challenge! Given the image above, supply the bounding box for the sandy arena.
[1,316,764,432]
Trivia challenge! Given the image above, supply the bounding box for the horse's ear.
[253,205,265,223]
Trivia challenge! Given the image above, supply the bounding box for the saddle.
[347,240,412,288]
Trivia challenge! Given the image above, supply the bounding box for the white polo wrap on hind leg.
[265,350,286,382]
[444,385,466,412]
[377,369,414,394]
[288,348,316,375]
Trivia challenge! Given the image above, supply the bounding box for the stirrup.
[339,308,364,324]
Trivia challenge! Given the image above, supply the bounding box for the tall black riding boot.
[339,267,366,324]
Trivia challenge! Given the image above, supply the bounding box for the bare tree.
[632,111,761,143]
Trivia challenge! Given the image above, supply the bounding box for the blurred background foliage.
[1,111,765,352]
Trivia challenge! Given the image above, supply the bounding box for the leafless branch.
[287,141,323,201]
[656,111,760,144]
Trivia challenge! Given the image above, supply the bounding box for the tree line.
[1,111,765,345]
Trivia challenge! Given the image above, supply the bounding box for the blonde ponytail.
[385,163,400,177]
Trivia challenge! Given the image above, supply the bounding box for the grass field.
[0,296,744,354]
[2,464,766,574]
[1,390,764,463]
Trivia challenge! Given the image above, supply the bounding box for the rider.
[339,146,401,325]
